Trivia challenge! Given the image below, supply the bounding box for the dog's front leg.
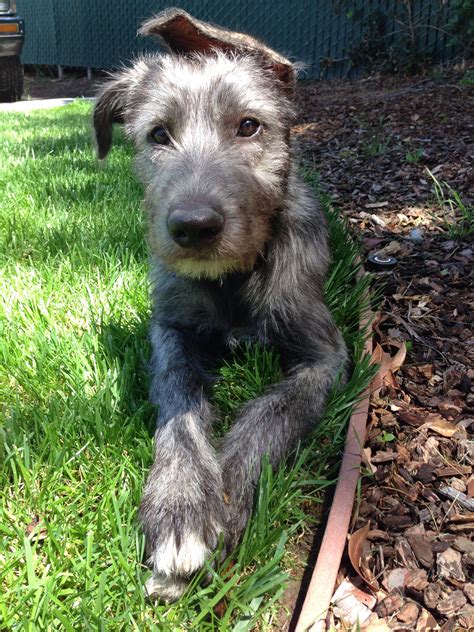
[219,318,347,548]
[139,323,225,601]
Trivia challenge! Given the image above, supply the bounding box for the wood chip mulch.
[294,69,473,630]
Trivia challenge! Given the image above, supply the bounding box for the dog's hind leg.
[219,310,347,548]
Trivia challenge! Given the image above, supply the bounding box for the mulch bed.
[295,69,473,630]
[22,68,473,630]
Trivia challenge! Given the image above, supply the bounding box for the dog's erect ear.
[139,8,296,92]
[93,76,128,160]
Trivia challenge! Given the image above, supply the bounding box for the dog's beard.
[172,256,256,280]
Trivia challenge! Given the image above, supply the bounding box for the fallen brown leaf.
[419,415,459,438]
[390,342,407,373]
[331,578,376,625]
[467,475,474,499]
[25,516,47,543]
[418,363,435,379]
[348,522,379,590]
[213,599,227,618]
[362,447,377,474]
[370,342,407,399]
[448,513,474,524]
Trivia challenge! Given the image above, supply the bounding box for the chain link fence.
[17,1,458,79]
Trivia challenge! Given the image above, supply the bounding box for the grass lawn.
[0,101,374,630]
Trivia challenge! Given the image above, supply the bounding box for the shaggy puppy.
[93,8,347,601]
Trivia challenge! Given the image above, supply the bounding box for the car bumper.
[0,16,24,57]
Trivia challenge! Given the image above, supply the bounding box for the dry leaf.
[348,522,379,590]
[331,578,376,625]
[362,447,377,474]
[25,516,47,543]
[467,474,474,499]
[370,342,407,398]
[371,450,397,464]
[419,415,459,438]
[376,240,402,256]
[418,363,435,379]
[448,513,474,524]
[370,344,394,397]
[390,342,407,372]
[213,599,227,618]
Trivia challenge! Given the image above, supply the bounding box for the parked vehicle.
[0,0,24,101]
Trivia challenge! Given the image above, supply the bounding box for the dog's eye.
[237,119,260,138]
[149,126,170,145]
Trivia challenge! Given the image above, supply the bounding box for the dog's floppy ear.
[139,8,296,92]
[93,75,128,160]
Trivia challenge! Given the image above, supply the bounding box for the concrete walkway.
[0,97,95,112]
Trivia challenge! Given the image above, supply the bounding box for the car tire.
[0,56,23,102]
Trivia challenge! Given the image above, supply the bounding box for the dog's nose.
[167,206,224,249]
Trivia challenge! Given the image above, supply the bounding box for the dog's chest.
[206,274,254,334]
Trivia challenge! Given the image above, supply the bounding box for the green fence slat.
[16,0,459,79]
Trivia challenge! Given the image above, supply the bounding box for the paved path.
[0,97,95,112]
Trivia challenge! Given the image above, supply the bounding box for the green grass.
[459,68,474,86]
[426,167,474,239]
[404,147,425,164]
[0,101,374,630]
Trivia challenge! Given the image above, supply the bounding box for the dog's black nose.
[167,206,224,249]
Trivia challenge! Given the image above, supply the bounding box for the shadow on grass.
[3,153,147,265]
[7,106,131,154]
[96,317,155,432]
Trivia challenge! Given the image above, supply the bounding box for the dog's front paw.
[144,529,215,601]
[139,462,226,601]
[145,572,190,602]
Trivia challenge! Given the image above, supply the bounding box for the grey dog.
[93,8,347,601]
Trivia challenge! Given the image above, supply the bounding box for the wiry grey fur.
[93,8,347,602]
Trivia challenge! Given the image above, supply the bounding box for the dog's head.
[93,8,297,279]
